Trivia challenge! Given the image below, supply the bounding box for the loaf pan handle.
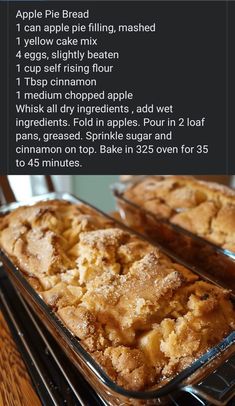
[183,353,235,405]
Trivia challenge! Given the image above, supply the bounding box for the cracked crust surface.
[0,199,234,391]
[124,176,235,253]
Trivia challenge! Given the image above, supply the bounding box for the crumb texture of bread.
[0,199,234,391]
[124,176,235,252]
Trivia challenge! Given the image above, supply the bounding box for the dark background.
[0,1,234,174]
[0,2,8,173]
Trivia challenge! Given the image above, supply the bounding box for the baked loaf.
[0,200,234,391]
[124,176,235,253]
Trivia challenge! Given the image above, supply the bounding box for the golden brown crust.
[0,199,234,391]
[124,176,235,252]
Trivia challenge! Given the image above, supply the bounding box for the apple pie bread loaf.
[124,176,235,253]
[0,199,234,391]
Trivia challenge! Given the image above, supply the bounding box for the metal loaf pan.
[0,192,235,406]
[112,178,235,295]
